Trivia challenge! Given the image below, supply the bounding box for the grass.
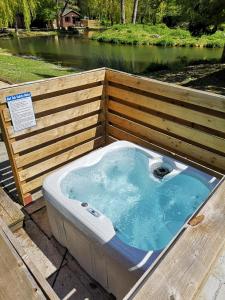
[0,48,74,83]
[93,24,225,48]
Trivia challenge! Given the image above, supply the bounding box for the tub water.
[61,148,210,252]
[43,141,219,299]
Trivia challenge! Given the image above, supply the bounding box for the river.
[0,34,222,74]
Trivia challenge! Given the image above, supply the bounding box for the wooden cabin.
[60,9,81,29]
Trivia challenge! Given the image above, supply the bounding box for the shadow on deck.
[0,160,18,202]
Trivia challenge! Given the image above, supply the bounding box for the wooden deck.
[0,186,24,231]
[196,241,225,299]
[0,219,47,300]
[0,181,58,299]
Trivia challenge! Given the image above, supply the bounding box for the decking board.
[0,187,24,232]
[0,217,59,300]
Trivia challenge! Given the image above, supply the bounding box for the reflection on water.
[0,35,222,74]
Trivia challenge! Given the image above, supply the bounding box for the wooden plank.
[0,108,24,203]
[106,69,225,113]
[22,173,50,195]
[12,114,102,155]
[8,100,103,139]
[0,187,24,232]
[0,218,59,300]
[126,180,225,300]
[108,113,225,172]
[0,68,105,103]
[108,100,225,154]
[21,137,104,193]
[108,85,225,133]
[0,221,46,300]
[106,136,118,144]
[15,126,103,168]
[19,136,104,181]
[101,74,108,145]
[3,85,104,122]
[108,126,223,177]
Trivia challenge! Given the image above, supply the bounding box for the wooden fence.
[106,69,225,175]
[0,69,105,205]
[81,19,100,28]
[0,68,225,205]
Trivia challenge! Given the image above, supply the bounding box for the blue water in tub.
[61,148,211,252]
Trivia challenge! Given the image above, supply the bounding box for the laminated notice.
[6,92,36,132]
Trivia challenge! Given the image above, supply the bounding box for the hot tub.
[43,141,219,299]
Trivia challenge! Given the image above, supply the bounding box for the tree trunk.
[120,0,126,24]
[14,17,18,35]
[152,10,157,25]
[132,0,139,24]
[110,15,114,26]
[55,0,60,29]
[221,45,225,63]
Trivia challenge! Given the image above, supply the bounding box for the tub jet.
[153,167,171,179]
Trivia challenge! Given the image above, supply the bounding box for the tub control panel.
[87,207,101,218]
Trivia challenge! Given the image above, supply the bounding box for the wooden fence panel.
[106,69,225,174]
[0,69,106,205]
[106,69,225,112]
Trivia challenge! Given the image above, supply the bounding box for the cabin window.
[65,17,70,22]
[72,17,76,24]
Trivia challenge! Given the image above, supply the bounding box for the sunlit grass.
[0,49,74,83]
[93,24,225,48]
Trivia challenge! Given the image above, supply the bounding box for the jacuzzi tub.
[43,141,219,299]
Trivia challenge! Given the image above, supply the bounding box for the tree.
[0,0,38,30]
[176,0,225,34]
[138,0,164,24]
[36,0,58,28]
[120,0,126,24]
[177,0,225,61]
[132,0,139,24]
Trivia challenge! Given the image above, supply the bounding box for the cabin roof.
[61,8,81,17]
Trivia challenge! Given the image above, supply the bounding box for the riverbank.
[146,63,225,95]
[0,48,74,83]
[0,30,57,39]
[93,24,225,48]
[14,30,57,38]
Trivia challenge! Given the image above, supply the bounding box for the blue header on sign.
[6,92,31,102]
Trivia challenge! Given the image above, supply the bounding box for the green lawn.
[93,24,225,48]
[0,49,74,83]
